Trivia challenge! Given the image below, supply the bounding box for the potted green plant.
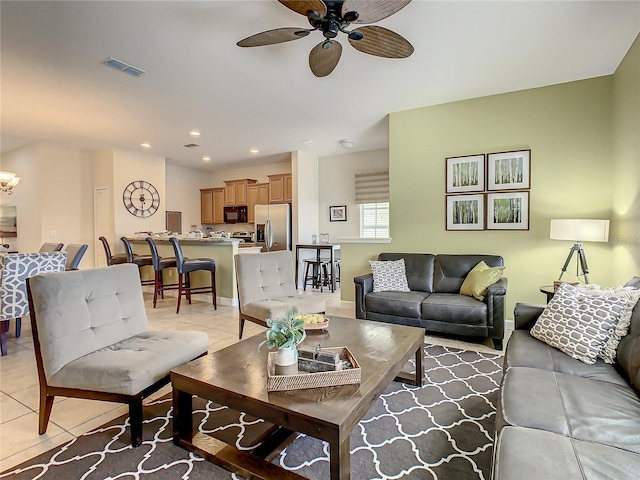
[259,307,306,375]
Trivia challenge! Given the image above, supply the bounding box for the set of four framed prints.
[445,149,531,230]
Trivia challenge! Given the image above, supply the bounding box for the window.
[360,202,389,238]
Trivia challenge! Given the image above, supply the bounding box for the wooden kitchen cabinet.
[247,182,269,223]
[268,173,292,204]
[200,188,214,224]
[212,187,225,224]
[201,188,226,224]
[224,179,257,206]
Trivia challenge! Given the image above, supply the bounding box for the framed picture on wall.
[445,154,485,193]
[487,149,531,190]
[487,191,530,230]
[329,205,347,222]
[446,194,485,230]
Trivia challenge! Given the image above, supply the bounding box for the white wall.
[209,158,291,186]
[0,145,41,253]
[165,164,211,232]
[318,149,389,240]
[112,148,166,237]
[292,150,320,246]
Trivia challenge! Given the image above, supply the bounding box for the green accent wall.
[613,34,640,281]
[341,36,638,322]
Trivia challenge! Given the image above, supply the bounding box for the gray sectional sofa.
[492,276,640,479]
[354,253,507,350]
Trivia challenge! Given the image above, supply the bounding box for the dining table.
[295,243,340,292]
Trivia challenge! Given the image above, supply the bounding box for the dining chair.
[0,252,67,355]
[39,242,64,252]
[98,236,128,266]
[145,236,178,308]
[120,237,154,286]
[63,243,88,270]
[169,237,217,314]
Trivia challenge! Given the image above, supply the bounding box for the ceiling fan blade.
[342,0,411,24]
[309,40,342,77]
[237,27,310,47]
[348,26,414,58]
[278,0,327,18]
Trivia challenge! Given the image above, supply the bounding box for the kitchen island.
[128,237,261,306]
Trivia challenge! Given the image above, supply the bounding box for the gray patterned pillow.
[531,283,628,364]
[572,284,640,363]
[369,259,410,293]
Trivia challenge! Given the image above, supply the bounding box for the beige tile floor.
[0,287,508,472]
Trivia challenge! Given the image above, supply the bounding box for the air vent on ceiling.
[183,143,200,148]
[102,57,146,77]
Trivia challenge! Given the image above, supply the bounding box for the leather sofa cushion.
[365,291,428,319]
[421,293,487,325]
[505,331,629,387]
[378,253,435,293]
[498,366,640,454]
[49,330,208,395]
[433,254,503,293]
[616,302,640,391]
[493,426,640,480]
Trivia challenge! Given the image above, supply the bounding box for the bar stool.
[98,236,128,266]
[120,237,154,287]
[145,236,178,308]
[303,259,333,292]
[169,237,217,314]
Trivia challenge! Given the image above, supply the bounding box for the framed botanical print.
[446,154,485,193]
[487,149,530,190]
[446,194,485,230]
[487,191,530,230]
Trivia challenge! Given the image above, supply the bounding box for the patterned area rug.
[1,345,503,480]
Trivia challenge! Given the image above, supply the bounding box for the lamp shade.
[550,219,610,243]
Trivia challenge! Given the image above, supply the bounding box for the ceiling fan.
[237,0,414,77]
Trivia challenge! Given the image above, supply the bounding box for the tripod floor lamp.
[550,219,610,284]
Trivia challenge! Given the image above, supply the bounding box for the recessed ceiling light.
[302,139,316,145]
[190,130,201,137]
[140,142,151,149]
[250,148,259,154]
[202,156,211,162]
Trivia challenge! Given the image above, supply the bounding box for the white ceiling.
[1,1,638,170]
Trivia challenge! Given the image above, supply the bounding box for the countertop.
[127,237,259,248]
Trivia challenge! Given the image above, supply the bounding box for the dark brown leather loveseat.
[492,276,640,479]
[354,253,507,350]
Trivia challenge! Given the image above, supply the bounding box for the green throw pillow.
[460,261,505,301]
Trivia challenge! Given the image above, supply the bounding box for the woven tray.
[267,346,361,392]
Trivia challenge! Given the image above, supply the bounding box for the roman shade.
[355,171,389,204]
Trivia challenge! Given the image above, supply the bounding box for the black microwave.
[223,206,247,224]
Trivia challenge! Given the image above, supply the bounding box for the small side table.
[540,285,555,303]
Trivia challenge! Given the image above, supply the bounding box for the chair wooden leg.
[1,320,9,356]
[38,391,55,434]
[159,270,165,300]
[239,316,245,339]
[176,274,183,314]
[153,271,160,308]
[186,273,192,305]
[128,399,143,447]
[211,271,217,310]
[15,317,21,338]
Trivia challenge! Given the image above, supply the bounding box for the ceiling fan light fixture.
[343,11,359,22]
[306,9,322,21]
[323,21,339,38]
[348,31,364,41]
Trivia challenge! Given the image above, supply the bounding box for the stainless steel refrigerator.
[255,204,291,251]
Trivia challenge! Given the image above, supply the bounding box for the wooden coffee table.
[171,316,424,479]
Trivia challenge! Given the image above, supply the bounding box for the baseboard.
[340,299,355,310]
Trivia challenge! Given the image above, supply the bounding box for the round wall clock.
[122,180,160,217]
